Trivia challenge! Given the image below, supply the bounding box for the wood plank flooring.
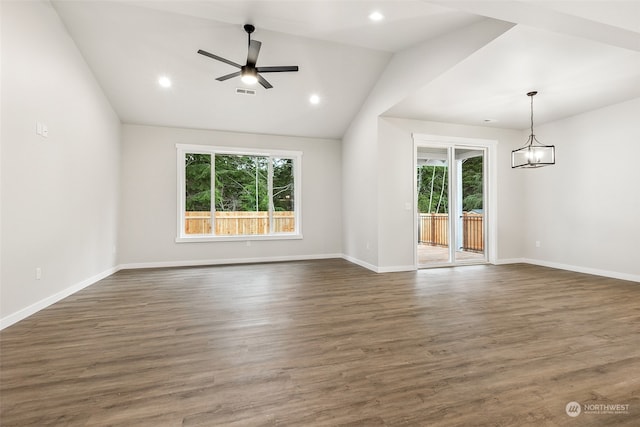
[1,259,639,426]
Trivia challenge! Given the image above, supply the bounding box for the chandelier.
[511,91,555,168]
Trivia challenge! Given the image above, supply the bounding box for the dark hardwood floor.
[1,259,639,426]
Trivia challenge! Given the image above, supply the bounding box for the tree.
[185,153,211,211]
[417,155,483,213]
[272,158,294,211]
[417,165,448,213]
[461,156,483,211]
[214,155,269,211]
[185,154,295,213]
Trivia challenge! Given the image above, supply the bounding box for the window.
[177,145,302,241]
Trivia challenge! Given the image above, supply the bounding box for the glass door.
[453,148,486,264]
[416,145,487,267]
[416,147,450,266]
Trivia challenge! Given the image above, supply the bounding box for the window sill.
[176,234,303,243]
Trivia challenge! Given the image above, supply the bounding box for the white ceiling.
[386,24,640,128]
[51,1,640,138]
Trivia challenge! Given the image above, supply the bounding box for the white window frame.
[176,144,302,242]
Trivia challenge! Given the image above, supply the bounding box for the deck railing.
[418,212,484,252]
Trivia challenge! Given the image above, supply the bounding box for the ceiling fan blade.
[197,49,242,69]
[247,40,262,67]
[256,66,299,73]
[216,71,241,82]
[257,74,273,89]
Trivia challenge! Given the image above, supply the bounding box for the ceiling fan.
[197,24,299,89]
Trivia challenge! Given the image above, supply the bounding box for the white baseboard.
[523,258,640,283]
[341,254,378,272]
[340,255,415,273]
[119,253,342,270]
[344,255,639,283]
[377,265,416,273]
[0,266,120,331]
[494,258,527,265]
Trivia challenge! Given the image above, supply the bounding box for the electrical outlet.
[535,241,541,248]
[36,122,49,138]
[36,267,42,280]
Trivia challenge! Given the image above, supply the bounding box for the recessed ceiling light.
[369,11,384,22]
[158,76,172,88]
[309,94,320,105]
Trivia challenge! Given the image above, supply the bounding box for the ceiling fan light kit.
[240,67,258,85]
[198,24,299,89]
[511,91,555,168]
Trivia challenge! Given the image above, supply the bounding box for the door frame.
[413,134,498,268]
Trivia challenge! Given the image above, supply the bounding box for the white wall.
[377,117,525,269]
[342,114,380,269]
[342,18,515,271]
[1,0,121,327]
[119,124,342,267]
[522,98,640,281]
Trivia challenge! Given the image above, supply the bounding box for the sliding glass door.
[417,147,450,264]
[416,144,488,267]
[453,148,486,264]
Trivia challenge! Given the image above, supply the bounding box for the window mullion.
[210,154,216,236]
[268,157,274,234]
[178,149,186,238]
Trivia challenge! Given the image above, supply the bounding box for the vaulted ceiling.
[51,1,640,139]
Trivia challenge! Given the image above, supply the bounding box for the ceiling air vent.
[235,88,256,96]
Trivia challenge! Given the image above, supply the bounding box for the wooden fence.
[418,212,484,252]
[185,211,295,235]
